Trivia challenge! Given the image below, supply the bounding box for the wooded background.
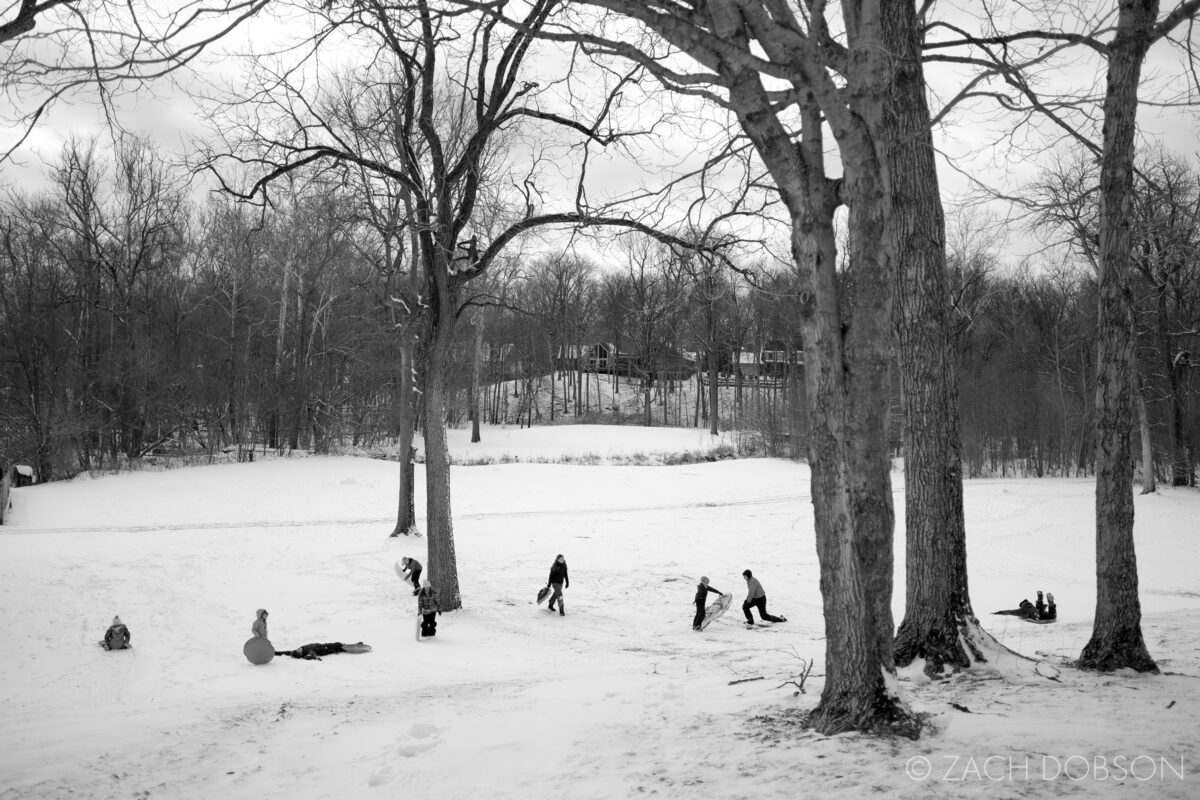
[2,138,1195,485]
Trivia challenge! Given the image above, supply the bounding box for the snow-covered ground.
[1,424,1197,800]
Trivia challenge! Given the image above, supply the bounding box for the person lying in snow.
[274,642,369,660]
[100,616,131,650]
[993,590,1056,620]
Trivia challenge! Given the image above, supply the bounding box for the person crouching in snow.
[399,556,423,595]
[741,569,786,625]
[693,577,723,631]
[251,608,269,638]
[546,554,569,616]
[101,616,131,650]
[418,580,441,637]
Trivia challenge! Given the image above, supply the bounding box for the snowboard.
[1020,617,1057,625]
[415,614,422,642]
[536,585,551,605]
[698,593,732,631]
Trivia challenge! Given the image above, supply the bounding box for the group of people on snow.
[693,569,787,631]
[101,547,1058,658]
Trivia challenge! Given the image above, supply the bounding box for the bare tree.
[207,0,708,609]
[928,0,1200,672]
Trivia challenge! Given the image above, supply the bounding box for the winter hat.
[700,576,710,585]
[112,616,122,626]
[556,554,565,561]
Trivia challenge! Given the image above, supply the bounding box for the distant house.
[759,340,803,377]
[11,465,34,487]
[576,343,693,381]
[580,343,642,376]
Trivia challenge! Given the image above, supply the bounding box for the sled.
[244,637,275,665]
[536,585,551,605]
[698,593,732,631]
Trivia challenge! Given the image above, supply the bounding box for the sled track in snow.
[1,493,811,535]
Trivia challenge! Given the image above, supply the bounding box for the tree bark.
[1079,0,1158,674]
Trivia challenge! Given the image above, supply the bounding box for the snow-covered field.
[1,424,1197,800]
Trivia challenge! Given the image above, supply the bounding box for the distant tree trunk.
[1137,385,1156,494]
[270,260,290,450]
[708,346,720,436]
[1079,0,1158,674]
[470,314,484,444]
[390,332,419,537]
[883,0,982,677]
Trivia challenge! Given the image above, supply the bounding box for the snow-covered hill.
[1,424,1196,799]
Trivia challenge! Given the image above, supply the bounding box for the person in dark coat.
[418,580,441,637]
[693,577,723,631]
[275,642,359,660]
[101,616,131,650]
[1042,592,1057,620]
[546,554,569,616]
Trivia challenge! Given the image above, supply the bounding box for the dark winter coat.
[548,561,569,588]
[103,623,131,650]
[418,586,440,615]
[695,583,721,607]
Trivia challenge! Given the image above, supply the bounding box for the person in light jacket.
[741,569,786,625]
[251,608,269,638]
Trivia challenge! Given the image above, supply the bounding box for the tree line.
[4,142,1194,485]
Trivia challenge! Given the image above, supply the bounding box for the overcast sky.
[2,1,1196,269]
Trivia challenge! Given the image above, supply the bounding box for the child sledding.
[993,590,1057,623]
[99,616,131,650]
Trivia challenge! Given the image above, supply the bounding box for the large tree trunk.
[1079,0,1158,674]
[724,58,919,735]
[881,0,982,676]
[421,283,463,611]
